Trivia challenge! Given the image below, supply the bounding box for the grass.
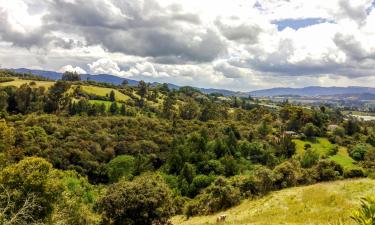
[79,85,130,102]
[330,147,357,169]
[172,179,375,225]
[0,78,54,88]
[294,137,335,156]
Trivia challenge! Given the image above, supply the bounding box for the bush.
[344,167,365,178]
[184,177,241,217]
[98,173,175,225]
[106,155,136,183]
[189,174,215,197]
[273,160,301,189]
[315,159,343,181]
[349,143,375,161]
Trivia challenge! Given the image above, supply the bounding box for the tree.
[344,118,360,136]
[0,186,39,225]
[180,98,199,120]
[121,80,128,86]
[162,93,176,119]
[109,90,115,102]
[120,104,126,115]
[0,157,63,223]
[0,91,8,112]
[62,71,81,81]
[98,174,175,225]
[45,81,71,113]
[109,102,118,115]
[0,120,15,152]
[303,123,320,139]
[137,80,148,99]
[106,155,135,183]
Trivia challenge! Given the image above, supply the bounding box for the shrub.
[98,173,175,225]
[184,177,241,217]
[344,168,365,178]
[189,174,215,197]
[273,160,301,189]
[315,159,343,181]
[106,155,136,183]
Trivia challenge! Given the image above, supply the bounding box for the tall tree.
[62,71,81,81]
[137,80,148,99]
[109,90,116,102]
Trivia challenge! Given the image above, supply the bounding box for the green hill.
[172,179,375,225]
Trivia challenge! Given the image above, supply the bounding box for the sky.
[1,0,375,91]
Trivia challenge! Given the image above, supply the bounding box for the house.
[282,131,299,138]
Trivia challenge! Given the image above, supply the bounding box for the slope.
[172,179,375,225]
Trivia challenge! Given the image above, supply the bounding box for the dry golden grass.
[172,179,375,225]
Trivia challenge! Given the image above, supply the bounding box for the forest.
[0,70,374,225]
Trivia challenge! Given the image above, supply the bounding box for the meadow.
[172,179,375,225]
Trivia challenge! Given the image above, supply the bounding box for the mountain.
[10,68,242,96]
[10,68,375,98]
[249,86,375,97]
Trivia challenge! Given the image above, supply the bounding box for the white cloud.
[1,0,375,91]
[59,65,86,74]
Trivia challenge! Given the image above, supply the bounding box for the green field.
[0,78,54,88]
[88,99,125,110]
[330,147,357,169]
[80,85,130,102]
[172,179,375,225]
[293,138,335,156]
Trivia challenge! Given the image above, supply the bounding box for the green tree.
[0,157,63,223]
[180,98,199,120]
[137,80,148,99]
[120,104,126,115]
[0,90,8,112]
[162,93,176,119]
[109,90,115,102]
[109,102,118,115]
[98,174,175,225]
[62,71,81,81]
[45,81,71,113]
[106,155,136,183]
[0,119,15,152]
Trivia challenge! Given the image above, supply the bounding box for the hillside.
[172,179,375,225]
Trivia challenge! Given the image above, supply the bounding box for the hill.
[172,178,375,225]
[12,68,375,98]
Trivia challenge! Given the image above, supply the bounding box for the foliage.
[352,197,375,225]
[98,173,175,225]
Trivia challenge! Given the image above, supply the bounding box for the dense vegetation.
[0,70,374,224]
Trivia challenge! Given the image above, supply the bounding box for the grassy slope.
[80,85,130,101]
[330,147,357,169]
[293,138,356,169]
[172,179,375,225]
[294,138,334,156]
[0,78,54,88]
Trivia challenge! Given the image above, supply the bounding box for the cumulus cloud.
[59,65,87,74]
[1,0,375,90]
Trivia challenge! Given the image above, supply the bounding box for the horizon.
[8,67,375,93]
[1,0,375,91]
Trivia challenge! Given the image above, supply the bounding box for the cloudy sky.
[1,0,375,91]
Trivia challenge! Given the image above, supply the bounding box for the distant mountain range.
[9,68,375,98]
[249,86,375,97]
